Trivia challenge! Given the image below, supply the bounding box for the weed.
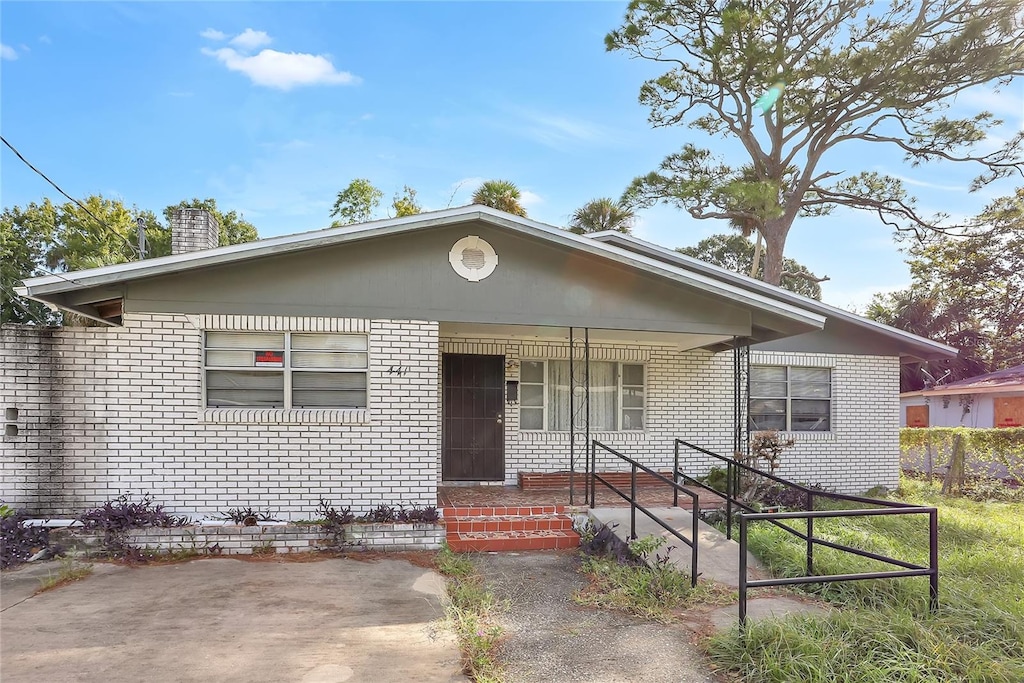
[251,540,276,556]
[37,557,93,593]
[434,544,506,682]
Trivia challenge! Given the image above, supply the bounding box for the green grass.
[37,557,93,593]
[707,477,1024,682]
[434,544,506,683]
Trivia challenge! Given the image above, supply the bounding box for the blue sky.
[2,1,1022,311]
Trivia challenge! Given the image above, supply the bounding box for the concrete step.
[446,529,580,552]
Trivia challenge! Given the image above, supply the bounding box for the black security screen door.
[442,354,505,481]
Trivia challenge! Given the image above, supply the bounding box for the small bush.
[220,507,278,525]
[77,493,189,559]
[757,482,837,510]
[1,511,52,569]
[316,498,354,547]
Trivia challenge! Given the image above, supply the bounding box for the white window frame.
[203,331,369,410]
[749,364,832,433]
[518,359,646,432]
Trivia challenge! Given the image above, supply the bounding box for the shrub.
[1,511,52,569]
[77,493,189,559]
[220,507,278,525]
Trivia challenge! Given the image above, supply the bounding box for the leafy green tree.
[391,185,421,218]
[867,188,1024,389]
[331,179,383,226]
[568,197,635,235]
[1,201,60,324]
[678,233,825,299]
[472,180,528,217]
[2,195,258,325]
[609,0,1024,286]
[162,198,258,249]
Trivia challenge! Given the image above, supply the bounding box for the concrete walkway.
[589,507,828,629]
[589,506,765,587]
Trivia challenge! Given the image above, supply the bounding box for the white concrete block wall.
[439,336,901,493]
[1,315,439,519]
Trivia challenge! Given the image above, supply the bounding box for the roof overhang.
[589,231,959,362]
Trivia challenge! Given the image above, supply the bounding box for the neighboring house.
[1,206,955,518]
[901,364,1024,428]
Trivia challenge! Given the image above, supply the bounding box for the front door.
[442,353,505,481]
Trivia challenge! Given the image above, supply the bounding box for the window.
[205,332,368,409]
[749,365,831,432]
[519,360,645,431]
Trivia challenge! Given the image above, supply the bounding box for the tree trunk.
[941,434,966,496]
[750,231,763,278]
[761,222,788,286]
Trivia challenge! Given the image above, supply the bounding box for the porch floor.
[437,483,723,510]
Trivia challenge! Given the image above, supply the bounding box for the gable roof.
[901,364,1024,398]
[588,231,958,361]
[18,205,823,333]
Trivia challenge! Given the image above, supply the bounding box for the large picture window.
[519,360,645,431]
[205,332,368,409]
[749,365,831,432]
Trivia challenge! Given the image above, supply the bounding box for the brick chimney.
[171,209,220,255]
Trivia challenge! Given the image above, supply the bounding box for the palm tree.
[568,198,635,235]
[472,180,528,217]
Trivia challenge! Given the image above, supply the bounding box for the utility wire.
[0,281,54,326]
[1,134,140,257]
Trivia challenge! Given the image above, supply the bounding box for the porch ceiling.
[440,322,734,352]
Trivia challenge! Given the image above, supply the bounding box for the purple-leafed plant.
[1,511,53,569]
[316,498,355,547]
[220,507,278,526]
[77,493,190,558]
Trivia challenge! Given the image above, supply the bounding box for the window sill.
[199,408,371,425]
[516,430,647,442]
[779,430,834,442]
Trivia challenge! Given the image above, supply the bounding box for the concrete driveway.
[1,556,466,683]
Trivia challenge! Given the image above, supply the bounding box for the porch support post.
[570,326,576,505]
[568,326,591,506]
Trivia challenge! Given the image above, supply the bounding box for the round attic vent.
[449,236,498,282]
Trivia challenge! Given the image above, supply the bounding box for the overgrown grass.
[434,544,506,683]
[575,552,733,622]
[37,557,93,593]
[707,477,1024,682]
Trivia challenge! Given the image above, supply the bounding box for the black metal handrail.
[675,439,939,628]
[590,440,699,587]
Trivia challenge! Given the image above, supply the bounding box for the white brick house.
[2,206,955,518]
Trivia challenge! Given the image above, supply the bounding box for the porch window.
[749,365,831,432]
[205,332,368,409]
[519,360,645,431]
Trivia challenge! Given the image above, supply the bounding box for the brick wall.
[0,315,439,518]
[439,336,901,493]
[170,208,219,255]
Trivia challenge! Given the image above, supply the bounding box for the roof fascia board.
[901,385,1023,398]
[592,231,958,358]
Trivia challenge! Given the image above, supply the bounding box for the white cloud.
[520,190,543,207]
[38,35,51,44]
[503,107,621,150]
[230,28,272,51]
[1,44,18,60]
[200,28,227,41]
[202,47,360,91]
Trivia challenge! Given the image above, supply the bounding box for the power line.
[1,134,140,258]
[0,281,55,326]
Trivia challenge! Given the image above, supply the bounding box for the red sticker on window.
[254,351,284,367]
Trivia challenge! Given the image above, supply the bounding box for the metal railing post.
[691,495,699,588]
[929,508,940,614]
[630,463,637,540]
[739,514,748,630]
[589,440,596,509]
[806,490,815,575]
[726,461,733,540]
[673,440,680,508]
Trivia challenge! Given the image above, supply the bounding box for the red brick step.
[441,505,580,552]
